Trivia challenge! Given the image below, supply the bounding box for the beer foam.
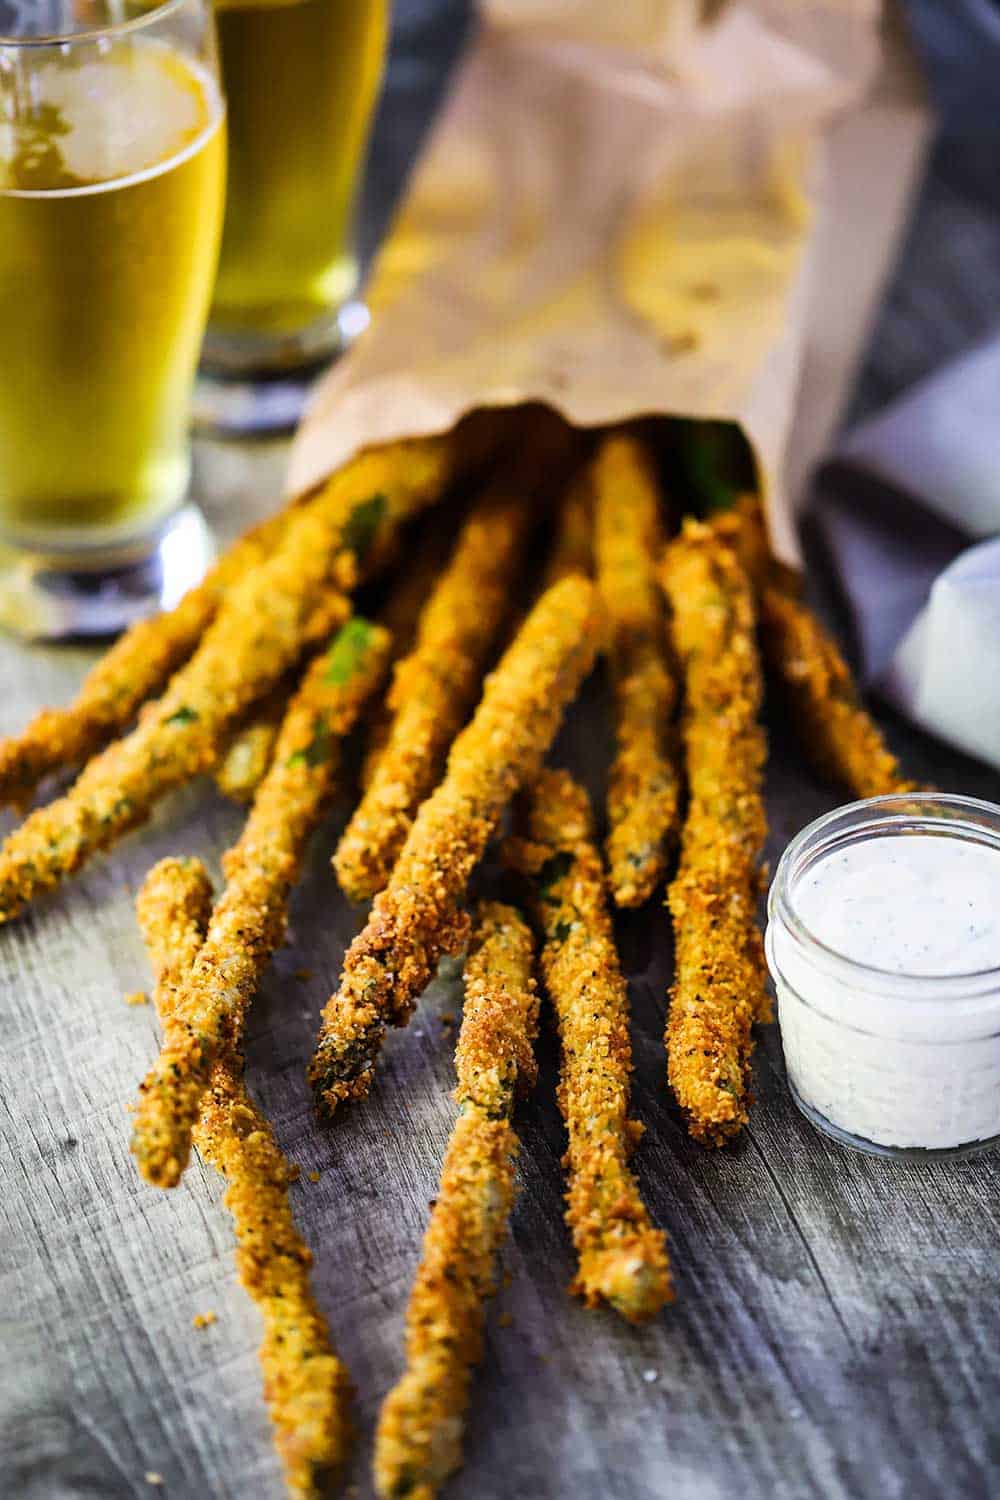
[1,42,220,192]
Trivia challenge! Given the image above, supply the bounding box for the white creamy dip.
[794,835,1000,976]
[767,806,1000,1157]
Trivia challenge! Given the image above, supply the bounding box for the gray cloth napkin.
[811,335,1000,770]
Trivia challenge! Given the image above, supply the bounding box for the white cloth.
[814,337,1000,770]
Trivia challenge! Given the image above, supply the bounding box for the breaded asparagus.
[137,857,351,1497]
[543,470,594,585]
[0,506,294,810]
[335,484,535,902]
[660,520,768,1146]
[0,432,469,923]
[308,575,603,1117]
[374,902,538,1500]
[709,497,917,798]
[759,590,918,798]
[360,533,453,791]
[506,769,672,1321]
[214,685,291,803]
[592,434,680,906]
[706,494,796,597]
[131,619,391,1189]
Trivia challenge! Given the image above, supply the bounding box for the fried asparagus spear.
[137,857,351,1497]
[543,470,594,585]
[360,533,453,791]
[374,902,538,1500]
[0,506,295,810]
[334,484,536,902]
[759,589,919,798]
[593,434,680,906]
[308,575,603,1117]
[710,497,917,798]
[131,618,391,1189]
[214,685,291,803]
[660,520,769,1146]
[0,432,471,923]
[506,769,672,1321]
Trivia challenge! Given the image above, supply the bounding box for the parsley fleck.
[165,705,198,726]
[342,493,388,564]
[287,721,332,769]
[325,617,374,684]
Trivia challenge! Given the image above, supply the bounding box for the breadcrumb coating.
[759,590,919,798]
[660,521,768,1146]
[214,686,290,803]
[137,857,351,1497]
[543,470,594,586]
[709,497,917,799]
[131,620,391,1189]
[0,505,294,810]
[506,768,672,1322]
[592,434,680,906]
[335,485,534,901]
[374,902,537,1500]
[0,432,467,923]
[360,534,453,791]
[308,575,603,1117]
[705,494,796,597]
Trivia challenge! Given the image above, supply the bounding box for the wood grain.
[4,7,1000,1498]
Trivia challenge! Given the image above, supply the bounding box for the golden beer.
[0,43,225,546]
[208,0,386,355]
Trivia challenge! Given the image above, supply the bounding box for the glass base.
[0,504,215,642]
[788,1082,1000,1163]
[194,298,369,435]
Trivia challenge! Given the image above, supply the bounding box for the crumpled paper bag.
[289,0,930,566]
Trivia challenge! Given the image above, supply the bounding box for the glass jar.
[766,793,1000,1161]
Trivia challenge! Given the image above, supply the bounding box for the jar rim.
[768,792,1000,994]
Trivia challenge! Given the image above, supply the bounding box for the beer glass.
[199,0,387,421]
[0,0,226,638]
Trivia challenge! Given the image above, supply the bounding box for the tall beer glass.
[0,0,226,638]
[200,0,387,406]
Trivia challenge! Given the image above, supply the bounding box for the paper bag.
[289,0,930,565]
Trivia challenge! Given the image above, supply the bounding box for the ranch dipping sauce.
[766,795,1000,1159]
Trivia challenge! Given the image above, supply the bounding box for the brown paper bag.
[289,0,930,563]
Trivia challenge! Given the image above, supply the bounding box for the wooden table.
[4,6,1000,1498]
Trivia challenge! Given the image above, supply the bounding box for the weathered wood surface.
[4,5,1000,1498]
